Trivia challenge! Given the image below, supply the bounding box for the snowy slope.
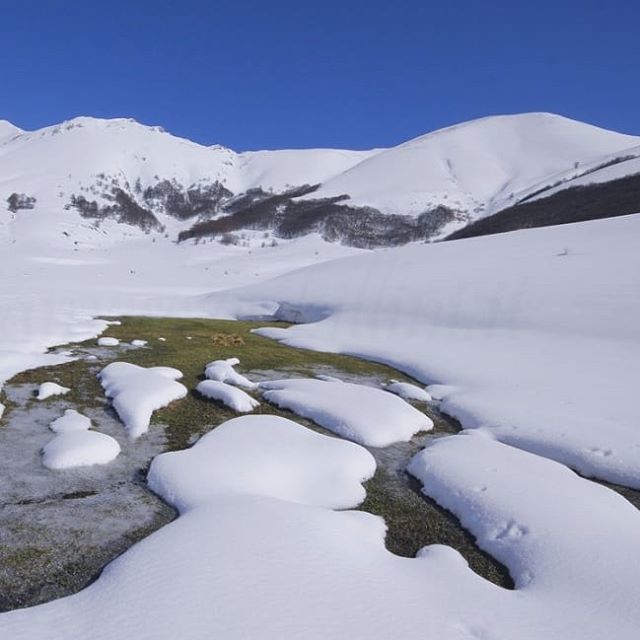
[303,113,640,218]
[0,120,22,142]
[208,213,640,487]
[0,117,373,245]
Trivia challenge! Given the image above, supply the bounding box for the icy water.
[0,381,174,610]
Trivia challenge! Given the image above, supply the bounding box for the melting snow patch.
[42,430,121,470]
[260,378,433,446]
[36,382,70,400]
[98,362,187,438]
[383,379,432,402]
[49,409,92,433]
[196,380,259,413]
[204,358,256,389]
[157,337,166,342]
[0,402,4,419]
[97,337,120,346]
[148,414,376,511]
[131,339,148,347]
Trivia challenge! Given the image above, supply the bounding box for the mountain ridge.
[1,112,639,247]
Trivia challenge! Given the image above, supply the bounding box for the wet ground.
[0,324,517,610]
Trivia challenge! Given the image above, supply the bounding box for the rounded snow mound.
[42,430,121,470]
[148,414,376,512]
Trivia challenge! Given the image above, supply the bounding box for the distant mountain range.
[1,113,639,248]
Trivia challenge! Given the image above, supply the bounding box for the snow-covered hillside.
[302,112,640,219]
[2,112,639,247]
[208,213,640,487]
[1,213,640,639]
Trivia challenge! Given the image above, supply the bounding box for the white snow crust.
[196,380,259,412]
[97,337,119,346]
[49,409,91,433]
[98,362,187,438]
[260,378,433,446]
[383,379,432,402]
[204,358,256,389]
[42,430,120,470]
[36,382,70,400]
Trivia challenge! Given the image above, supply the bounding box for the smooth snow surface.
[4,415,640,639]
[42,430,120,470]
[148,415,376,510]
[196,380,259,412]
[49,409,91,433]
[260,378,433,446]
[204,358,256,389]
[36,382,70,400]
[97,337,119,346]
[98,362,187,438]
[222,214,640,486]
[408,430,640,628]
[384,379,432,402]
[131,339,147,347]
[303,113,640,217]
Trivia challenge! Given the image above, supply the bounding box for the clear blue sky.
[2,0,638,150]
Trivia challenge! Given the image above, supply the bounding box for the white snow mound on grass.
[97,337,119,346]
[196,380,259,413]
[383,379,432,402]
[204,358,256,389]
[148,414,376,511]
[98,362,187,438]
[408,430,640,624]
[36,382,70,400]
[260,378,433,446]
[42,430,120,470]
[131,339,147,347]
[49,409,91,433]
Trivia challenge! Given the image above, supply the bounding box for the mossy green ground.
[1,316,513,594]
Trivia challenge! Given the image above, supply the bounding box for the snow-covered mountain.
[1,113,639,248]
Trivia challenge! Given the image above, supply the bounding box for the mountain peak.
[0,119,23,141]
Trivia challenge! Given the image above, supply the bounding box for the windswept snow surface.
[215,213,640,487]
[260,378,433,446]
[36,382,70,400]
[204,358,256,389]
[4,415,640,639]
[42,430,121,470]
[49,409,92,433]
[196,380,259,413]
[98,362,187,438]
